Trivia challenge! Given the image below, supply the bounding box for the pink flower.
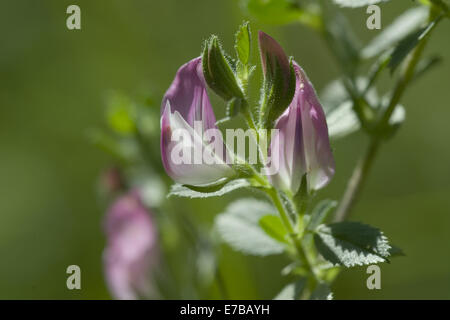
[103,191,158,300]
[160,57,233,186]
[264,32,335,194]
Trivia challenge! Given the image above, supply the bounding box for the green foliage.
[332,0,390,8]
[168,179,251,198]
[6,0,450,301]
[389,245,406,257]
[326,100,361,139]
[241,0,321,29]
[235,22,251,66]
[313,222,392,267]
[234,21,255,101]
[361,7,429,59]
[202,35,244,101]
[306,200,337,232]
[320,79,351,113]
[259,214,289,244]
[225,97,244,119]
[215,199,286,256]
[389,16,441,72]
[322,78,406,139]
[428,0,450,14]
[323,12,361,75]
[274,279,307,300]
[310,282,333,300]
[321,78,377,139]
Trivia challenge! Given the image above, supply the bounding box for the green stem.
[334,137,380,222]
[267,188,317,282]
[268,188,295,234]
[243,107,257,132]
[214,265,229,299]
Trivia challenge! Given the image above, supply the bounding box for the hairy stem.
[267,188,317,284]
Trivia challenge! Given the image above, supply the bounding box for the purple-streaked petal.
[293,61,335,191]
[160,57,233,186]
[268,83,306,194]
[267,61,335,194]
[161,101,233,186]
[161,57,216,129]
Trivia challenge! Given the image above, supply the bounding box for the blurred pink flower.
[103,191,158,300]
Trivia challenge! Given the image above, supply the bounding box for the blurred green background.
[0,0,449,299]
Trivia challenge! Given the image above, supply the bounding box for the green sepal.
[259,57,296,129]
[202,35,245,101]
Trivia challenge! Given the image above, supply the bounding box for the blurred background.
[0,0,449,299]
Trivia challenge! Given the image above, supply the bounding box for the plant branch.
[334,10,442,222]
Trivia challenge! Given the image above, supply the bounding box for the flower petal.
[269,91,305,194]
[161,57,216,129]
[161,101,233,186]
[267,61,335,194]
[294,62,335,190]
[161,58,233,186]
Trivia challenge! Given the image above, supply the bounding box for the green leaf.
[362,7,429,59]
[389,245,406,257]
[332,0,389,8]
[322,78,405,139]
[323,12,361,74]
[314,222,391,267]
[321,79,359,139]
[242,0,322,29]
[320,79,350,114]
[326,101,360,139]
[168,179,251,198]
[259,215,289,244]
[274,279,307,300]
[306,200,337,232]
[215,199,286,256]
[429,0,450,13]
[321,78,379,139]
[133,172,166,208]
[310,283,333,300]
[235,22,251,65]
[226,97,243,118]
[389,17,441,72]
[390,104,406,126]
